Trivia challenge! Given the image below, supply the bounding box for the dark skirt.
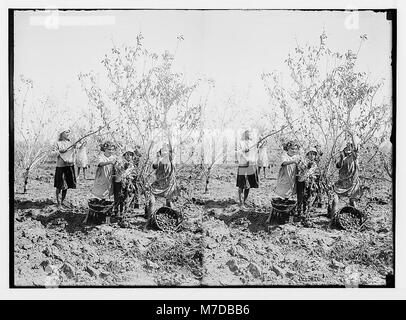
[54,166,76,190]
[113,181,124,201]
[236,165,259,189]
[113,181,126,213]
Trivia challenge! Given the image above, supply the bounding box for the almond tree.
[79,34,211,212]
[262,32,392,199]
[14,75,69,193]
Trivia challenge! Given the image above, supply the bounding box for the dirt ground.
[13,162,393,287]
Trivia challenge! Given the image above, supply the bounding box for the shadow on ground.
[192,198,238,209]
[218,209,270,233]
[14,199,55,210]
[32,209,95,234]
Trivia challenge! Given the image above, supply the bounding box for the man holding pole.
[53,128,77,211]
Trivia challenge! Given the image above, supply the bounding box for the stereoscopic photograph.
[11,8,394,287]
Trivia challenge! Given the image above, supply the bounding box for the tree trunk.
[143,194,155,231]
[23,168,30,194]
[223,138,227,163]
[144,194,154,219]
[211,136,216,164]
[204,167,211,193]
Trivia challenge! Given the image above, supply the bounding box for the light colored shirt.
[114,160,133,183]
[275,152,298,198]
[76,145,88,167]
[53,140,75,167]
[237,139,257,166]
[91,154,116,199]
[297,158,318,182]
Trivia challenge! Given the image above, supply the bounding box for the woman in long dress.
[274,141,299,200]
[151,143,177,207]
[144,143,178,219]
[76,140,89,179]
[91,141,116,200]
[330,141,361,217]
[236,130,259,208]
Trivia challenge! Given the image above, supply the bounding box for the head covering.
[241,128,251,141]
[58,128,71,141]
[283,140,299,151]
[59,128,70,134]
[156,141,171,152]
[133,144,142,157]
[306,147,318,155]
[343,142,356,152]
[100,141,116,152]
[123,147,134,156]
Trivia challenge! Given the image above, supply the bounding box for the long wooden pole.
[246,118,300,151]
[64,118,118,151]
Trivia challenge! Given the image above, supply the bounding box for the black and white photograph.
[9,5,395,290]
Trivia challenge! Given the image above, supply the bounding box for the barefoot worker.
[296,147,318,218]
[275,141,299,201]
[91,141,117,199]
[91,141,117,223]
[112,148,134,216]
[236,129,259,208]
[330,140,361,217]
[53,128,77,211]
[151,143,177,207]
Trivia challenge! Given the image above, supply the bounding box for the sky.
[13,10,393,128]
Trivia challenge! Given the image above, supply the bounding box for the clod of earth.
[22,243,33,250]
[99,271,110,279]
[146,259,160,269]
[61,263,76,279]
[248,262,262,278]
[85,266,98,277]
[40,260,53,274]
[331,259,346,269]
[51,249,64,261]
[205,238,218,249]
[270,264,286,277]
[226,259,240,275]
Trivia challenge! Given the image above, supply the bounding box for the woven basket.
[269,198,297,224]
[87,198,114,223]
[333,206,366,231]
[151,206,182,231]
